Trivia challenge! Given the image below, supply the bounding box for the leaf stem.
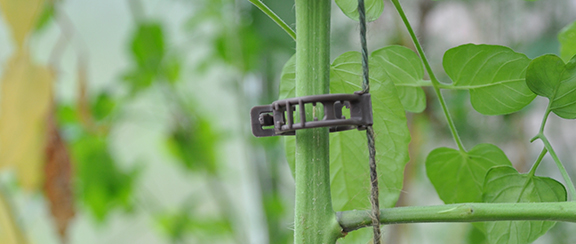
[390,0,465,152]
[541,135,576,201]
[528,147,547,177]
[539,109,552,135]
[531,107,576,200]
[248,0,296,40]
[337,202,576,232]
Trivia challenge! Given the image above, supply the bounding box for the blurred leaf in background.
[123,21,182,93]
[34,0,55,32]
[0,53,54,191]
[57,102,138,222]
[166,115,219,174]
[155,200,233,243]
[559,20,576,63]
[71,131,138,221]
[0,0,45,49]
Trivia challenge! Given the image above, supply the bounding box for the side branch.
[337,202,576,232]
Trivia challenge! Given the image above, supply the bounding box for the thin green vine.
[530,107,576,200]
[528,148,548,177]
[248,0,296,40]
[390,0,465,152]
[540,135,576,200]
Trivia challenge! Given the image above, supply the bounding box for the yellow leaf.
[0,0,46,48]
[0,52,54,191]
[0,191,29,244]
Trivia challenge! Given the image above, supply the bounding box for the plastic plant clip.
[250,92,373,137]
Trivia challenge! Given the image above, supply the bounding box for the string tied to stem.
[357,0,381,243]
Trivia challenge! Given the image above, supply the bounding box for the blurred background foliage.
[0,0,574,243]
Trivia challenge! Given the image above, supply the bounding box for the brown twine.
[358,0,381,243]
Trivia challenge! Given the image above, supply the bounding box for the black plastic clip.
[250,92,373,137]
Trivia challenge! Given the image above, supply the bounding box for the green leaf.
[71,133,138,221]
[165,116,219,174]
[330,51,410,210]
[481,166,566,244]
[122,69,155,93]
[371,45,427,113]
[123,22,166,93]
[56,104,80,125]
[278,55,296,176]
[92,92,116,121]
[214,24,262,72]
[131,22,165,71]
[559,21,576,63]
[329,130,369,210]
[161,56,182,84]
[339,227,372,244]
[525,54,576,119]
[467,225,489,244]
[34,2,54,31]
[335,0,384,22]
[443,44,535,115]
[278,51,411,211]
[279,55,296,101]
[425,144,512,204]
[156,207,232,242]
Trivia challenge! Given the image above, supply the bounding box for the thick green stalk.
[338,202,576,232]
[390,0,465,152]
[293,0,341,243]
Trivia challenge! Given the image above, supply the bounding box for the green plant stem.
[528,147,548,177]
[530,108,576,201]
[541,135,576,200]
[538,109,551,135]
[248,0,296,40]
[293,0,341,243]
[390,0,465,152]
[337,202,576,232]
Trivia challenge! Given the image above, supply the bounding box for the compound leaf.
[525,54,576,119]
[425,144,512,204]
[443,44,535,115]
[481,166,566,244]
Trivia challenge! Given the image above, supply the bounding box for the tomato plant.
[251,0,576,243]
